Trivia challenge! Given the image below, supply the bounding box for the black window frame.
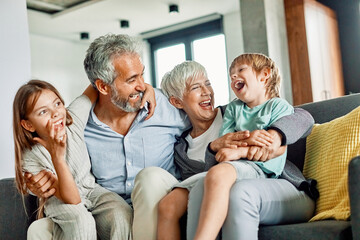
[146,18,224,87]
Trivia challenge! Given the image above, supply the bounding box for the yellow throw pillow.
[303,106,360,221]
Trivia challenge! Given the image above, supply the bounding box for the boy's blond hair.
[230,53,281,98]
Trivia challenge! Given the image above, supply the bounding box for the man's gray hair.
[84,34,142,86]
[161,61,208,100]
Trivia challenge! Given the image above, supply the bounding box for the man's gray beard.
[110,85,143,112]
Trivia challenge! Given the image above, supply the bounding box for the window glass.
[154,43,186,87]
[193,34,229,106]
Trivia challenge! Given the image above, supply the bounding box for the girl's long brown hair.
[13,80,72,217]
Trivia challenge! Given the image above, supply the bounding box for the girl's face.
[230,63,269,108]
[179,76,216,124]
[21,89,67,140]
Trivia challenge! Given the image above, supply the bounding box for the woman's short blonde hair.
[161,61,208,100]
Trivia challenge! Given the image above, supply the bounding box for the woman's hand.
[141,83,156,120]
[243,129,273,147]
[210,131,250,152]
[215,147,248,162]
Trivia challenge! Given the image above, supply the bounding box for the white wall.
[223,10,244,101]
[29,11,244,105]
[1,4,287,178]
[0,0,31,179]
[264,0,293,104]
[30,34,90,105]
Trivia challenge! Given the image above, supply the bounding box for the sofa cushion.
[303,106,360,221]
[258,220,352,240]
[287,93,360,172]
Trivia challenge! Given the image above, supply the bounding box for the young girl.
[13,80,154,239]
[158,54,294,239]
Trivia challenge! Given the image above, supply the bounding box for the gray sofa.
[1,93,359,240]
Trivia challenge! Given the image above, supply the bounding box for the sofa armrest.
[0,178,38,240]
[349,156,360,240]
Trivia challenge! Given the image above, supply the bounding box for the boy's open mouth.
[234,81,244,90]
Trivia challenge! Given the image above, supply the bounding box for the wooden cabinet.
[284,0,345,105]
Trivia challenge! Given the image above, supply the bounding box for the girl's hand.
[32,119,80,204]
[141,83,156,120]
[210,131,250,152]
[33,119,66,160]
[243,130,273,147]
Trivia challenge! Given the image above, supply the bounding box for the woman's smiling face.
[180,75,216,124]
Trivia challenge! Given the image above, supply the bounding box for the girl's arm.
[141,83,156,120]
[82,84,98,104]
[34,120,80,204]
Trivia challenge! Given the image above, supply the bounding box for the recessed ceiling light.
[80,32,89,40]
[169,4,179,15]
[120,20,129,28]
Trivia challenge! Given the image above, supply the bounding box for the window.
[154,44,186,88]
[146,18,229,106]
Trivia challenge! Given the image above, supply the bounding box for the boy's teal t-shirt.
[219,97,294,177]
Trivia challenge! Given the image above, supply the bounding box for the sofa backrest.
[287,93,360,171]
[0,178,38,240]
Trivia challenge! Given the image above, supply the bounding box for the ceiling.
[27,0,240,42]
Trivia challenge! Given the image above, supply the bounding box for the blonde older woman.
[158,61,316,240]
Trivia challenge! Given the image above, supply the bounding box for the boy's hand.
[247,130,286,161]
[141,83,156,120]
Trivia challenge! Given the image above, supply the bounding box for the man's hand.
[210,131,250,152]
[25,170,57,198]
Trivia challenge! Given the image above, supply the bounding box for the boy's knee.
[205,164,232,185]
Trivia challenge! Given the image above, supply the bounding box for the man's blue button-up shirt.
[84,89,189,202]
